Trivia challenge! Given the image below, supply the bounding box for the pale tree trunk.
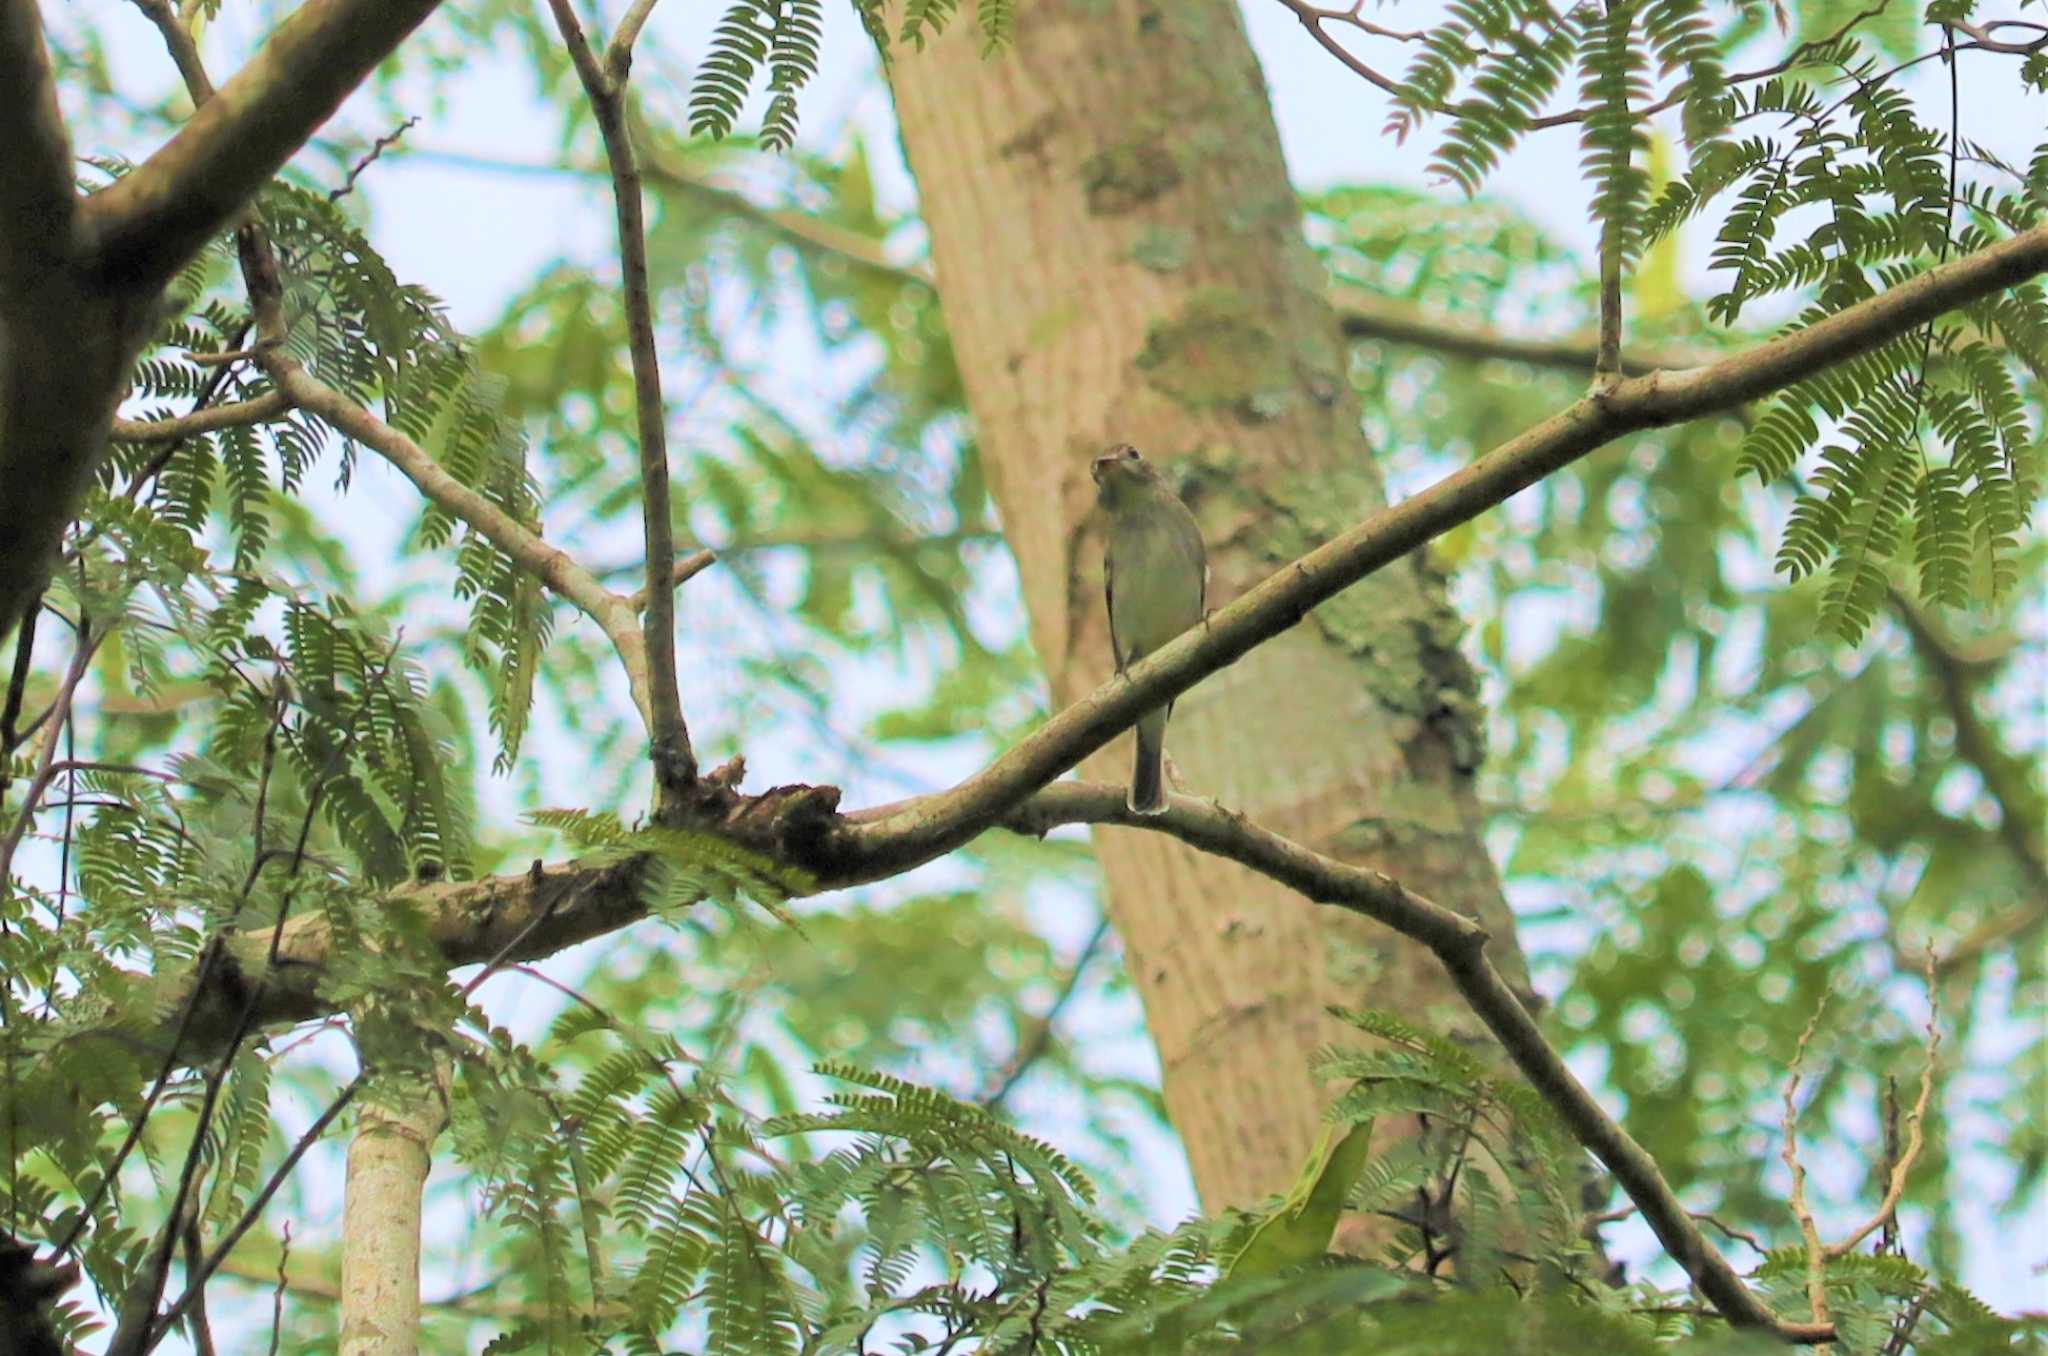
[339,1059,451,1356]
[886,0,1533,1212]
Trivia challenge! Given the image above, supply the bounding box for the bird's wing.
[1104,544,1126,671]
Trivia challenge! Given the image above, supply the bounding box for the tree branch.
[114,855,652,1073]
[627,548,717,613]
[123,778,1835,1340]
[827,223,2048,883]
[1334,288,1711,375]
[1011,786,1827,1340]
[1275,0,1408,99]
[109,390,293,444]
[544,0,694,796]
[78,0,448,289]
[256,348,669,733]
[129,0,215,103]
[1821,953,1939,1261]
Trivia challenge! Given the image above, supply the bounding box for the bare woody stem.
[1008,786,1830,1342]
[1782,1000,1833,1339]
[1595,207,1624,381]
[830,221,2048,882]
[127,778,1839,1341]
[110,390,292,443]
[543,0,695,800]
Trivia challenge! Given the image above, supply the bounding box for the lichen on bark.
[1135,288,1297,421]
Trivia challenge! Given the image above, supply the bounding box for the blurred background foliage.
[15,0,2042,1346]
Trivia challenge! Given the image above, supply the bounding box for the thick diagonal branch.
[78,0,447,289]
[123,779,1834,1341]
[830,222,2048,881]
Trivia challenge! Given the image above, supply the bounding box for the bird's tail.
[1129,706,1169,816]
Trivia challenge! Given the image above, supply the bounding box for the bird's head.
[1091,443,1158,504]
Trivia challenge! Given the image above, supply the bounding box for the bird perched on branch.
[1092,443,1207,815]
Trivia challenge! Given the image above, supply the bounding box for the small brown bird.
[1092,443,1207,815]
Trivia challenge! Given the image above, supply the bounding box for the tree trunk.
[885,0,1533,1212]
[339,1060,450,1356]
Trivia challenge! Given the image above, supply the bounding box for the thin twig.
[1275,0,1408,98]
[981,915,1111,1109]
[1823,951,1940,1261]
[128,0,214,102]
[328,116,419,203]
[110,390,292,446]
[265,1222,291,1356]
[178,1200,218,1356]
[604,0,664,83]
[1585,1203,1768,1254]
[1335,290,1711,375]
[1781,994,1832,1342]
[0,620,103,892]
[626,549,717,613]
[153,1073,367,1341]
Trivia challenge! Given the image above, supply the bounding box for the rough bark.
[340,1058,452,1356]
[883,0,1532,1211]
